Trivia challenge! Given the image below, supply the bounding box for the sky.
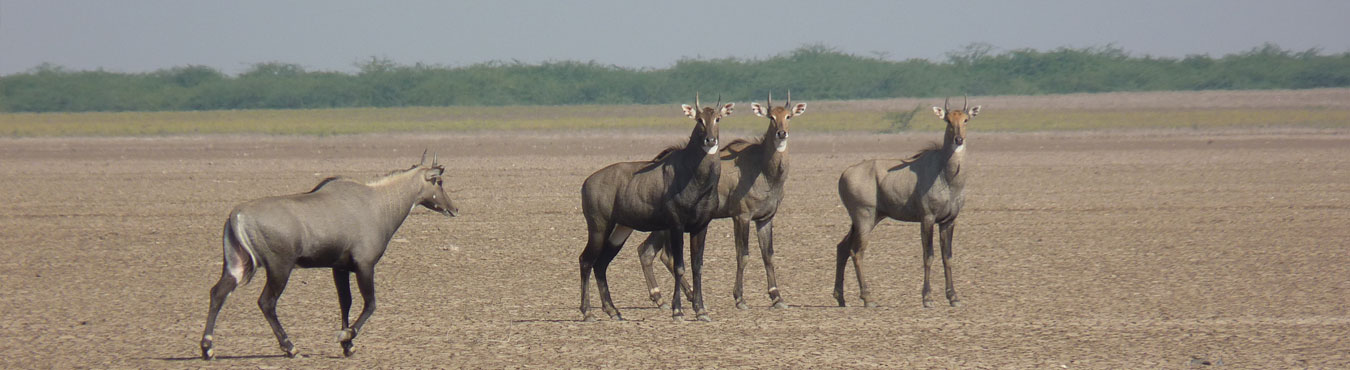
[2,0,1348,76]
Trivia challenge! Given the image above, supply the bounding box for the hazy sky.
[3,0,1348,76]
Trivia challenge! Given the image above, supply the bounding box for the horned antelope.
[638,91,806,310]
[833,96,980,308]
[200,152,459,359]
[579,93,731,322]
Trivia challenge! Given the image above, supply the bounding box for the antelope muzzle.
[703,136,719,154]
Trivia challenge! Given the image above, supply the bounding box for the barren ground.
[2,112,1349,367]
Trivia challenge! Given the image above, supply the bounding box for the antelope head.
[751,90,807,153]
[415,150,459,217]
[682,92,733,155]
[932,95,981,152]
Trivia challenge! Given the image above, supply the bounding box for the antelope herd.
[199,93,981,359]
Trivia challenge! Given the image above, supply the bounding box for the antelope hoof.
[658,303,671,310]
[736,301,750,310]
[337,328,356,342]
[610,313,625,321]
[833,291,846,307]
[582,313,597,322]
[200,337,214,360]
[696,313,712,322]
[341,341,356,357]
[772,300,789,310]
[922,299,935,308]
[280,341,299,358]
[950,299,962,307]
[671,310,685,321]
[864,300,879,308]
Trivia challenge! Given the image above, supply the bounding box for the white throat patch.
[954,143,966,153]
[776,140,788,152]
[706,144,718,155]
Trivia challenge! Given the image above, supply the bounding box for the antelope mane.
[650,139,691,162]
[306,176,347,193]
[888,142,943,171]
[368,166,422,187]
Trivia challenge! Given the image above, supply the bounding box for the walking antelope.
[200,152,459,359]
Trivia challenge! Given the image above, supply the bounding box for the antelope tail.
[223,213,262,285]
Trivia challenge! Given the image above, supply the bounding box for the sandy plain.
[1,91,1348,368]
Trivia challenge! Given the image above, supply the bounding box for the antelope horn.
[786,90,792,108]
[420,149,428,165]
[432,152,438,166]
[767,91,773,108]
[715,94,722,110]
[695,92,701,110]
[963,94,968,111]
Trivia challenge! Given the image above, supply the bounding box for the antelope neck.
[760,127,789,178]
[940,133,965,183]
[367,169,425,233]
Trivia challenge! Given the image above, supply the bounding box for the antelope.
[200,152,458,360]
[833,97,980,308]
[638,91,806,310]
[579,94,731,322]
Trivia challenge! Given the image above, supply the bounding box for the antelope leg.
[755,219,786,309]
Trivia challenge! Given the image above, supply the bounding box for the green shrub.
[3,44,1349,113]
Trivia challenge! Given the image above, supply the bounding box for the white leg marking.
[230,213,261,283]
[223,234,246,282]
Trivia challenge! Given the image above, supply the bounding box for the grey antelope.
[638,91,806,310]
[200,152,458,360]
[579,94,731,322]
[833,97,981,308]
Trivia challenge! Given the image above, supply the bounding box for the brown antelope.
[200,152,458,359]
[638,91,805,310]
[833,97,980,308]
[579,93,730,322]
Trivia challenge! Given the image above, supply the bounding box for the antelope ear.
[720,103,734,116]
[932,106,946,119]
[792,103,807,116]
[967,105,981,117]
[751,102,765,117]
[682,104,697,118]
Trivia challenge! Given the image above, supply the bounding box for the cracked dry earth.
[1,128,1347,368]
